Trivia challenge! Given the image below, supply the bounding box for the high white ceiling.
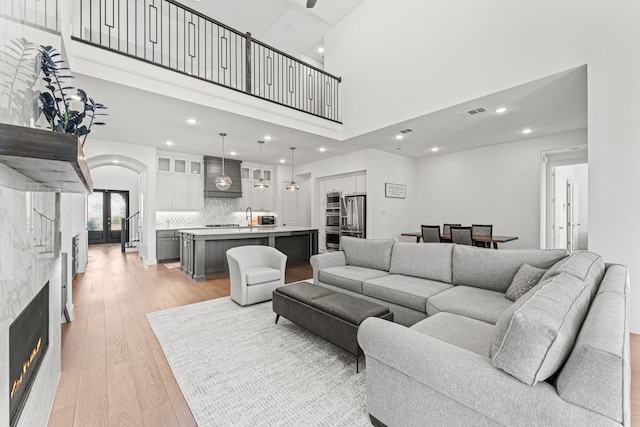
[75,1,587,168]
[182,0,368,63]
[77,65,586,167]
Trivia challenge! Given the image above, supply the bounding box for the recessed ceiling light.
[318,47,324,54]
[395,134,404,140]
[112,159,120,164]
[521,128,533,134]
[431,147,439,152]
[166,141,174,146]
[264,135,272,140]
[280,159,286,164]
[319,147,326,152]
[230,151,237,156]
[187,118,197,124]
[494,107,508,114]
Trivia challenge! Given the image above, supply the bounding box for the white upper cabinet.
[326,178,342,192]
[188,176,204,210]
[342,176,356,195]
[172,176,189,209]
[156,154,204,211]
[239,161,274,212]
[158,157,171,173]
[355,175,367,193]
[156,175,173,210]
[324,173,366,195]
[190,161,202,175]
[174,159,187,174]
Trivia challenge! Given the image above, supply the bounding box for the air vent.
[399,128,414,134]
[466,107,487,115]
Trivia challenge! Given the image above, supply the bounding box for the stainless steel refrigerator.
[340,194,366,239]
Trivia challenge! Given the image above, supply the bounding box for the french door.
[87,190,129,245]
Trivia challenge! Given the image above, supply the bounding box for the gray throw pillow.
[505,263,546,302]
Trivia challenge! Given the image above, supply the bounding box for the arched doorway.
[87,155,148,249]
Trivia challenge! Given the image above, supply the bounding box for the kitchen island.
[178,226,318,281]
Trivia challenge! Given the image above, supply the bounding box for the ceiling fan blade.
[306,0,318,8]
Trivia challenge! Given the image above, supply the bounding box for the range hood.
[204,156,242,198]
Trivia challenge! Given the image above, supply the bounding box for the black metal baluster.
[99,0,102,46]
[245,32,251,94]
[68,0,341,122]
[89,0,93,42]
[117,0,120,52]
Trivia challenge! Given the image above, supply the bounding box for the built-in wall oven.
[326,227,340,250]
[326,212,340,227]
[326,191,341,208]
[325,192,342,250]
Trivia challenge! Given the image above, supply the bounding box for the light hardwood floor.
[48,244,640,426]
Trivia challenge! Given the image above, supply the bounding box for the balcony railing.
[1,0,59,33]
[71,0,341,122]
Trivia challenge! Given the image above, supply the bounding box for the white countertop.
[156,225,277,231]
[177,226,318,236]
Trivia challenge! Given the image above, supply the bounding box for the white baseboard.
[144,258,158,266]
[629,319,640,335]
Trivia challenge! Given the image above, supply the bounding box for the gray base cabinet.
[157,230,180,262]
[180,233,194,277]
[182,228,318,282]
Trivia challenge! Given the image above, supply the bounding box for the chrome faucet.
[246,207,253,228]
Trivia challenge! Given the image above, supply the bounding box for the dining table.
[400,232,518,249]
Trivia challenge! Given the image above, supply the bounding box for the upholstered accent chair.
[226,246,287,306]
[450,226,473,246]
[421,225,442,243]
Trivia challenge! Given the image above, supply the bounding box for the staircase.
[121,211,141,253]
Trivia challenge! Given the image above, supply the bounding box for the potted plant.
[38,45,107,145]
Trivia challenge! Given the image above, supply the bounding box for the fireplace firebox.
[9,282,49,427]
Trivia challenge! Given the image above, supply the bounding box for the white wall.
[299,148,415,239]
[84,139,157,264]
[414,130,586,249]
[326,0,640,329]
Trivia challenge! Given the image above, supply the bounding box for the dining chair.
[450,226,474,246]
[442,223,461,243]
[421,225,441,243]
[471,224,493,248]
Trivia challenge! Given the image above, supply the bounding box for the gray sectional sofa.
[309,237,630,426]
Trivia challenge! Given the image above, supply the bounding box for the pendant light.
[254,140,269,190]
[286,147,300,192]
[215,132,232,191]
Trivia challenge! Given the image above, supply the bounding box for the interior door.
[88,190,129,245]
[567,180,580,252]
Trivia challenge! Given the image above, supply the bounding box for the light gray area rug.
[146,296,370,426]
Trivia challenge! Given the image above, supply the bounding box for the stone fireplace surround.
[0,164,63,427]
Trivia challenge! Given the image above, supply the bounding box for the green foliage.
[38,45,107,143]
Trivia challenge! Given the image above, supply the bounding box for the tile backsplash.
[156,198,275,228]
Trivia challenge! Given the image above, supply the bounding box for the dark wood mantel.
[0,122,93,193]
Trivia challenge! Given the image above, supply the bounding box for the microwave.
[258,215,275,225]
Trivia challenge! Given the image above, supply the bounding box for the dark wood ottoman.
[272,281,394,372]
